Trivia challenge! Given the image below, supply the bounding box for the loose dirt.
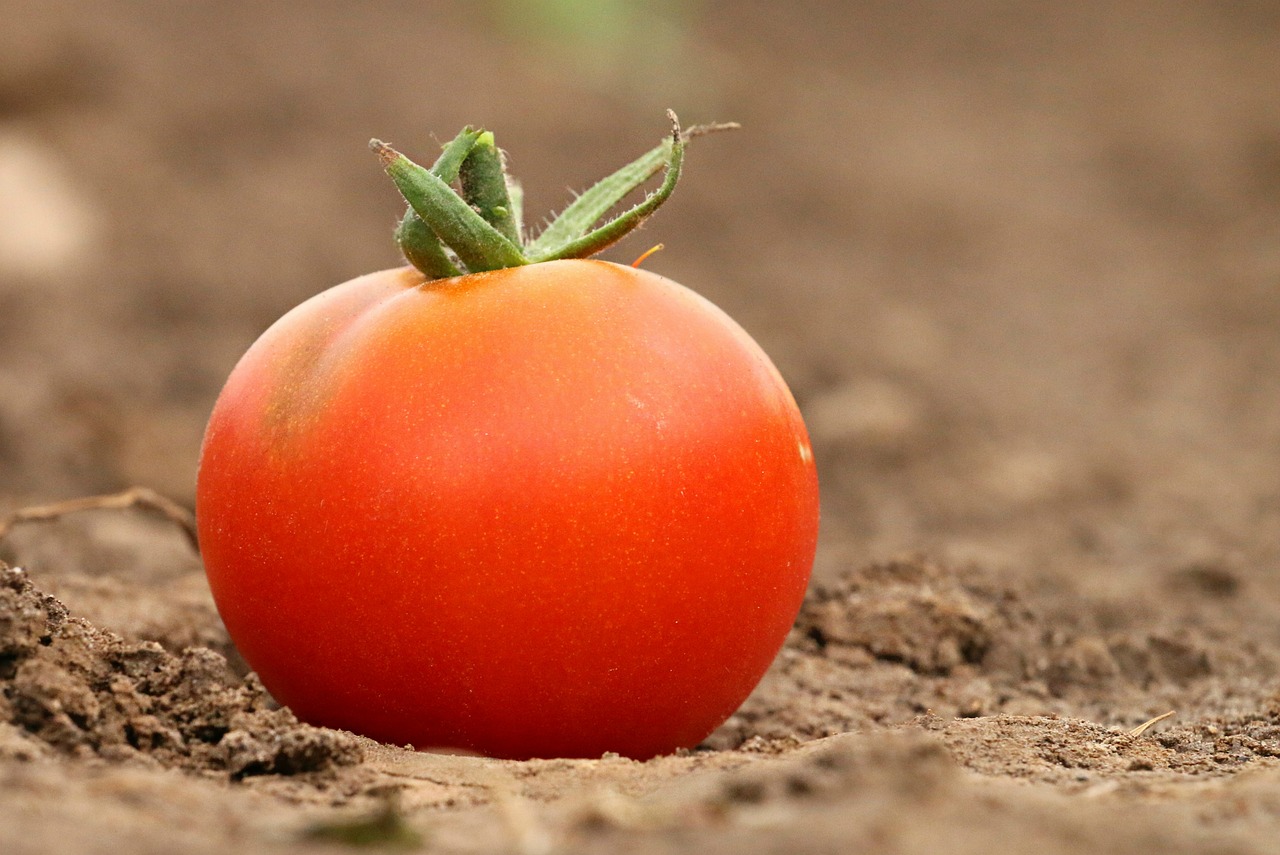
[2,1,1279,852]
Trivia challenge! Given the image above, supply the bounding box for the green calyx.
[369,110,738,281]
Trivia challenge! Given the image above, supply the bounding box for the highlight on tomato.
[196,112,820,760]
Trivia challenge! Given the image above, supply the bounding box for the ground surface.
[1,1,1279,852]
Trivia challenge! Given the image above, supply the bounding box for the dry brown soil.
[1,1,1279,853]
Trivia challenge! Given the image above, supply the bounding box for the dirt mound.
[711,557,1279,750]
[0,560,360,778]
[800,557,1025,675]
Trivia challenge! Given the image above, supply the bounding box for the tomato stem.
[460,132,523,246]
[395,213,461,279]
[531,111,686,262]
[373,141,528,273]
[373,111,737,281]
[394,127,482,278]
[525,117,737,262]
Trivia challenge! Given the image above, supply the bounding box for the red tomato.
[197,259,819,759]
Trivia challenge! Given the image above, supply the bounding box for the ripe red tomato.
[197,259,818,759]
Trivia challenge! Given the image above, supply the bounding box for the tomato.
[197,117,819,759]
[198,260,817,759]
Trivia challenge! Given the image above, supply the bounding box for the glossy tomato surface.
[197,259,819,759]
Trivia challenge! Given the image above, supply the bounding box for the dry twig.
[0,486,199,553]
[1128,710,1176,737]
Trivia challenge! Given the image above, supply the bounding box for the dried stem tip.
[369,139,399,168]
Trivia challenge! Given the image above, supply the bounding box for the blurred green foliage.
[302,796,424,849]
[488,0,711,103]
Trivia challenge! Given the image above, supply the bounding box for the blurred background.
[0,0,1277,610]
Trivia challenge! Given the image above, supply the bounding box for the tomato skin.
[197,259,818,760]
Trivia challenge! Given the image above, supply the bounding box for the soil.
[2,1,1279,852]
